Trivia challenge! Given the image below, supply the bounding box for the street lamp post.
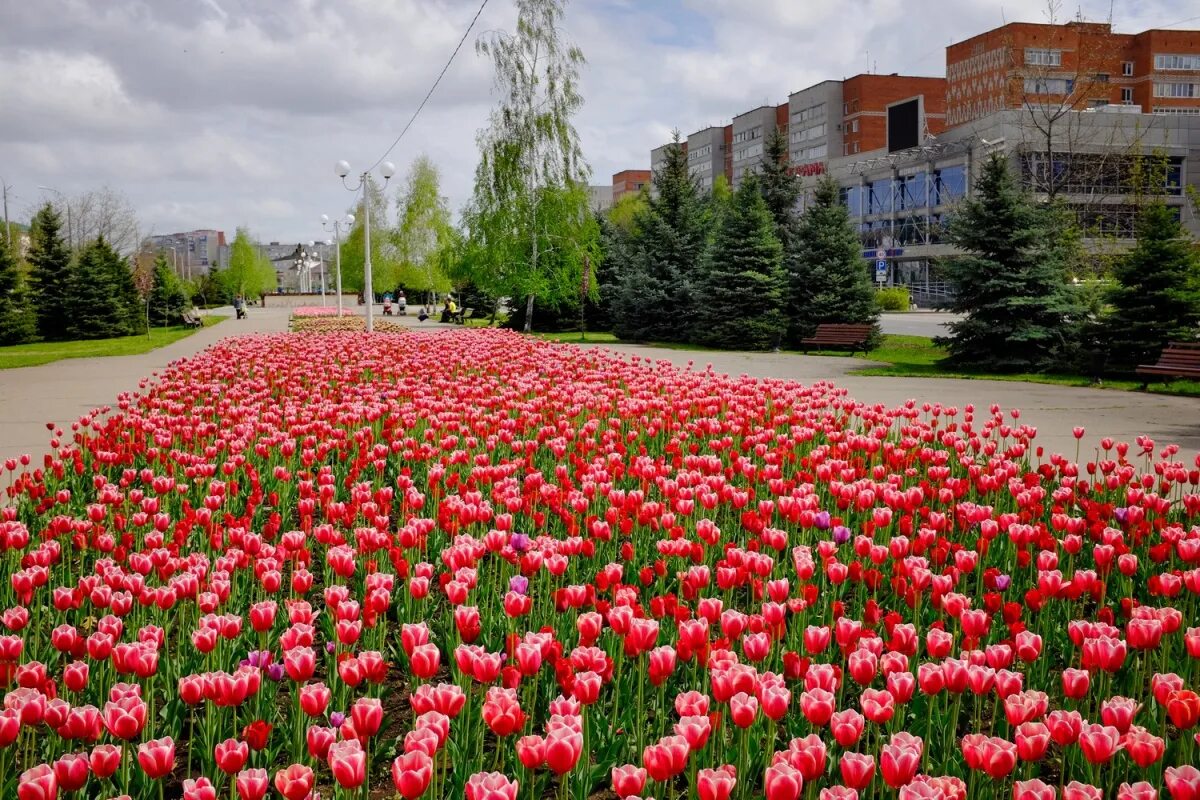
[321,214,355,317]
[335,160,395,332]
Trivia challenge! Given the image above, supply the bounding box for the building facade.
[612,170,652,202]
[145,229,226,280]
[686,127,727,191]
[730,107,779,187]
[588,185,614,213]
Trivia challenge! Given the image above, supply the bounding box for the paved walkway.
[1,312,1196,467]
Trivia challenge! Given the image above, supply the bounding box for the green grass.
[0,316,226,370]
[535,330,1200,398]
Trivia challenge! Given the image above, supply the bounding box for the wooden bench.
[181,311,203,329]
[800,323,875,354]
[1137,342,1200,387]
[452,307,474,325]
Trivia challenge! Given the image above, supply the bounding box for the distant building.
[145,229,226,279]
[611,170,651,203]
[588,185,614,213]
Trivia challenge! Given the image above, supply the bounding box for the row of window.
[796,144,828,162]
[1019,152,1184,196]
[688,144,712,160]
[690,161,713,174]
[1025,48,1062,66]
[1154,106,1200,114]
[790,103,825,125]
[1155,54,1200,72]
[1024,77,1074,95]
[731,126,762,144]
[790,122,826,144]
[1154,82,1198,98]
[733,143,764,162]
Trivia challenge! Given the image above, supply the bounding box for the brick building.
[611,170,651,203]
[946,21,1200,126]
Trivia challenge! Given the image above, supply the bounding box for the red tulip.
[52,753,89,792]
[1166,766,1200,800]
[234,768,269,800]
[215,738,249,774]
[182,777,218,800]
[1063,783,1103,800]
[410,643,441,679]
[839,752,875,790]
[544,726,583,775]
[764,761,803,800]
[1117,783,1158,800]
[642,735,689,782]
[17,764,56,800]
[879,741,920,788]
[1078,724,1123,765]
[392,751,434,799]
[729,692,759,728]
[697,766,737,800]
[464,772,518,800]
[611,764,647,798]
[1122,726,1165,768]
[273,764,314,800]
[1061,668,1089,700]
[830,709,864,748]
[328,739,367,788]
[89,744,121,779]
[1015,722,1051,761]
[136,737,174,780]
[1013,779,1056,800]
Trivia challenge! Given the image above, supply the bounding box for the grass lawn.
[0,316,227,370]
[535,330,1200,398]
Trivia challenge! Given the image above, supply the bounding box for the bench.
[800,323,875,354]
[1137,342,1200,387]
[181,311,203,329]
[452,307,474,325]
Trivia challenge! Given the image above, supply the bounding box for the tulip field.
[3,328,1200,800]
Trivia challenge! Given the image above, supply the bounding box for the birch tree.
[464,0,591,331]
[394,156,454,305]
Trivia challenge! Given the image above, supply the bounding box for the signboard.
[875,260,889,282]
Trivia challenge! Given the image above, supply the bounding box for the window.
[1153,106,1200,114]
[933,166,967,205]
[1025,77,1073,94]
[1122,61,1134,76]
[797,144,827,162]
[1025,48,1062,66]
[1089,99,1109,108]
[688,144,712,160]
[789,123,826,144]
[843,143,851,156]
[1122,87,1134,104]
[1093,73,1109,83]
[731,126,762,144]
[790,103,825,124]
[851,119,859,133]
[733,143,763,162]
[1154,82,1198,97]
[1155,54,1200,71]
[868,179,893,214]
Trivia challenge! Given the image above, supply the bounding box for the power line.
[367,0,491,172]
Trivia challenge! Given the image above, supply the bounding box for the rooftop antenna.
[866,47,871,73]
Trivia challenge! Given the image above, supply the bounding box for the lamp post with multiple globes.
[335,160,395,332]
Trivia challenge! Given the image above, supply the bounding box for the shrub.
[875,287,911,312]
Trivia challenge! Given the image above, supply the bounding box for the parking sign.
[875,260,888,282]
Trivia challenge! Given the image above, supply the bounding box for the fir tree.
[611,132,708,342]
[691,176,787,350]
[756,128,801,248]
[68,237,141,340]
[1106,201,1200,369]
[148,254,189,327]
[938,154,1080,372]
[789,175,879,344]
[0,237,37,345]
[27,203,73,341]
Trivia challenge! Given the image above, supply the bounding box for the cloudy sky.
[0,0,1193,244]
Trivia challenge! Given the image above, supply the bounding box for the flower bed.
[1,329,1198,800]
[292,307,344,317]
[290,315,408,333]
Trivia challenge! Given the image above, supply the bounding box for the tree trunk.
[523,293,535,333]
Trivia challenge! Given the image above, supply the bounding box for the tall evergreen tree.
[691,176,787,350]
[789,175,879,343]
[756,129,801,246]
[148,254,189,326]
[611,133,708,342]
[27,203,73,341]
[0,237,37,345]
[68,237,140,340]
[1106,201,1200,368]
[938,154,1080,371]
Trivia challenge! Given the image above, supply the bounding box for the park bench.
[1136,342,1200,387]
[181,311,204,329]
[800,323,875,355]
[452,307,474,325]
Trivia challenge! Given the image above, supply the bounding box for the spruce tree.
[27,203,73,341]
[611,132,708,342]
[691,176,787,350]
[1106,201,1200,369]
[756,129,801,247]
[148,254,189,327]
[69,237,140,339]
[0,238,37,345]
[789,175,879,344]
[939,154,1080,372]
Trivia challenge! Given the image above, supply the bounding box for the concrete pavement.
[879,311,961,338]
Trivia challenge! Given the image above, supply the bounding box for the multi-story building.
[825,107,1199,305]
[612,170,652,203]
[145,229,226,279]
[686,127,727,191]
[946,21,1200,127]
[730,106,782,187]
[588,185,614,213]
[841,74,948,157]
[650,142,680,175]
[788,80,842,177]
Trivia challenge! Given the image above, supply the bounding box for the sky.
[0,0,1194,244]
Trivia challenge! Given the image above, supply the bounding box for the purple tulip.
[994,574,1011,591]
[266,663,285,682]
[833,525,852,545]
[329,711,346,728]
[815,511,832,530]
[509,575,529,595]
[510,533,530,552]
